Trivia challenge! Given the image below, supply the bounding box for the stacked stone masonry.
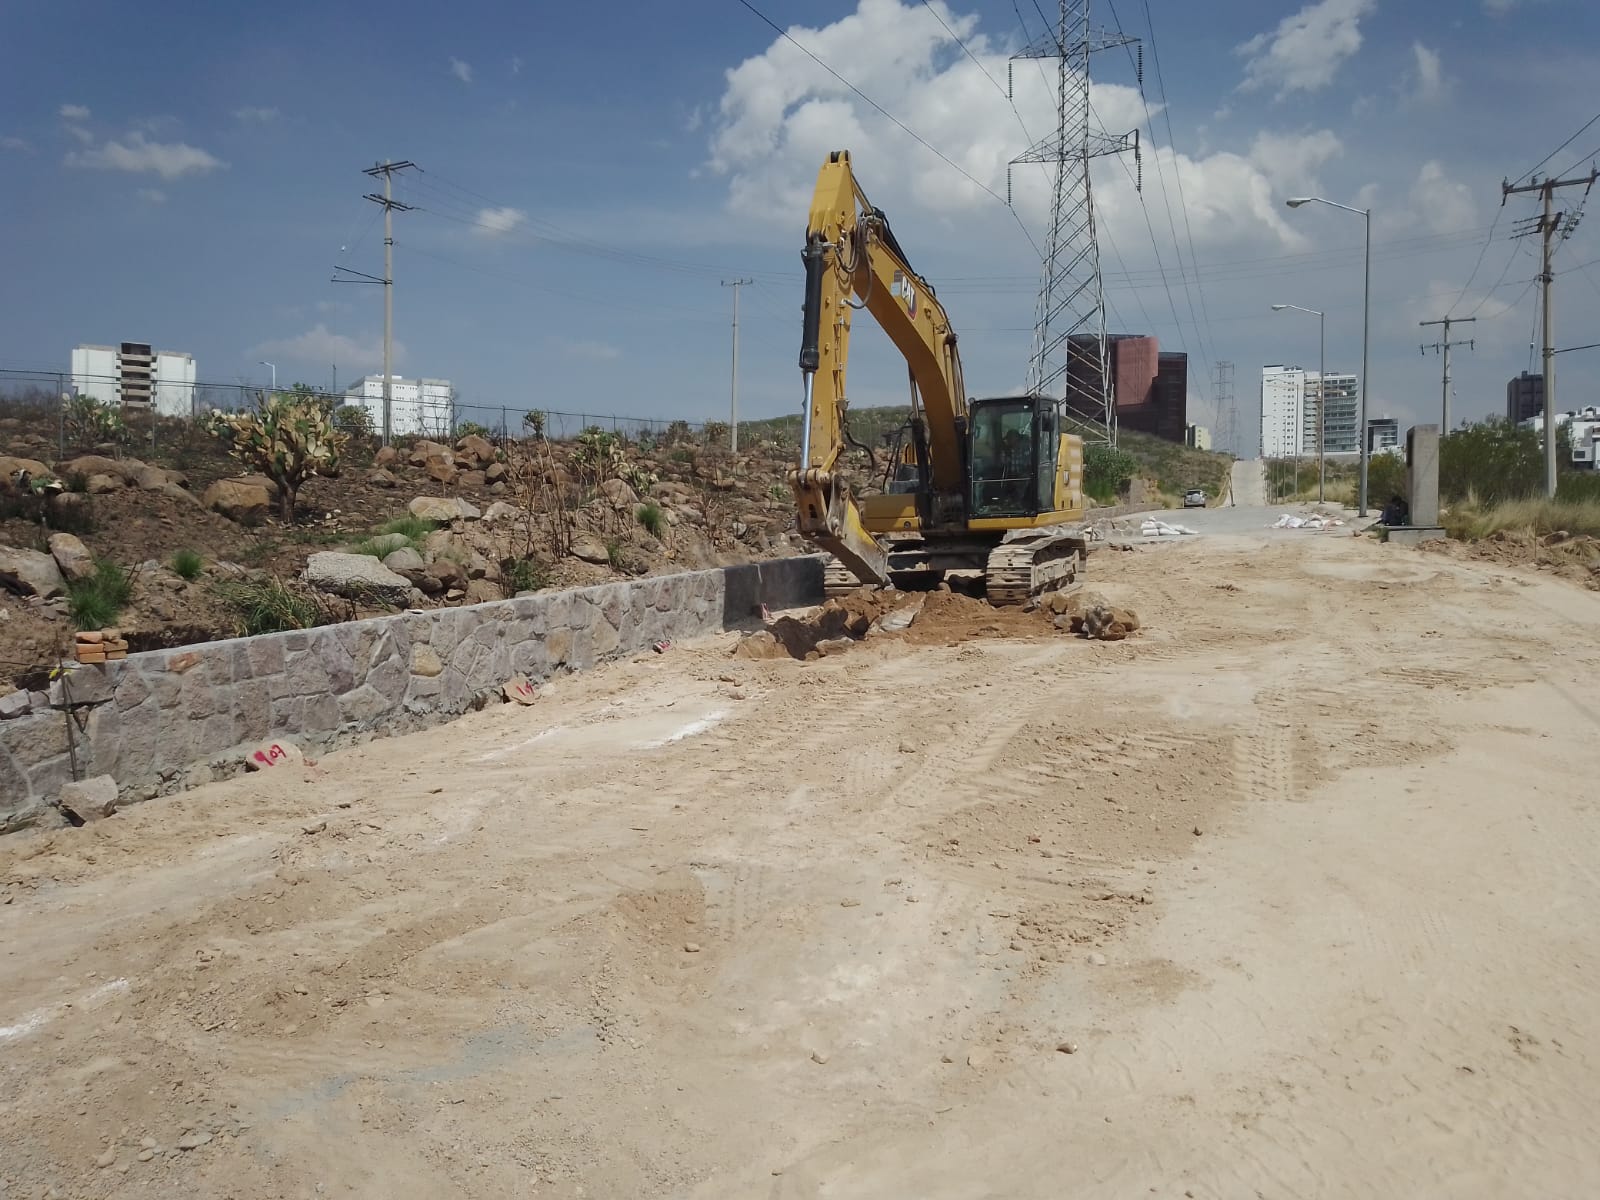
[0,557,823,832]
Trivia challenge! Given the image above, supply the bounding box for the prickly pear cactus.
[208,390,349,521]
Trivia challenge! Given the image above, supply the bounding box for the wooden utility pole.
[1502,169,1597,496]
[1419,315,1475,433]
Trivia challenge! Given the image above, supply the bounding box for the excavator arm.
[791,150,968,586]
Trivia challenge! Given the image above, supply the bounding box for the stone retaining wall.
[0,556,823,832]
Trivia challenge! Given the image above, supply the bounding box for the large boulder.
[408,496,480,522]
[0,546,67,598]
[133,464,184,491]
[47,532,96,583]
[202,479,272,524]
[426,557,467,590]
[570,531,611,565]
[382,546,425,575]
[424,454,458,485]
[406,440,451,468]
[60,454,136,482]
[455,434,496,466]
[304,552,412,606]
[85,473,123,494]
[0,455,53,484]
[596,477,639,508]
[366,467,399,488]
[482,500,523,522]
[374,445,399,469]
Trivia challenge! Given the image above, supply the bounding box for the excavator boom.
[791,151,968,585]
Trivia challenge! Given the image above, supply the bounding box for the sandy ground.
[4,524,1600,1199]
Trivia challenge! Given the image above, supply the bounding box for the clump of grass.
[170,548,204,580]
[379,515,437,541]
[352,514,439,558]
[636,502,665,539]
[606,538,625,570]
[65,560,134,631]
[501,556,550,593]
[216,576,326,635]
[1444,496,1600,541]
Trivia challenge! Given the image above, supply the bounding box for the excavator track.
[984,530,1086,606]
[823,556,862,599]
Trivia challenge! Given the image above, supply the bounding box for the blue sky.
[2,0,1597,451]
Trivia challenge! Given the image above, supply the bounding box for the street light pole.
[258,360,276,395]
[1286,197,1371,515]
[1271,304,1326,503]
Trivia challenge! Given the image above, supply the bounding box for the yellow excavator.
[789,150,1090,605]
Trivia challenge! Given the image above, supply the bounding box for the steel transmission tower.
[1009,0,1140,445]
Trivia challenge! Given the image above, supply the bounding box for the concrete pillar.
[1406,424,1441,527]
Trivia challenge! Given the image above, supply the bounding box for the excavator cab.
[968,396,1060,518]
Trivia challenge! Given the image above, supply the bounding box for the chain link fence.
[0,368,743,461]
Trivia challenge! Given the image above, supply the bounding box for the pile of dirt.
[734,583,1144,661]
[1422,528,1600,590]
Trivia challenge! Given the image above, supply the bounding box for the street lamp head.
[1271,304,1289,311]
[1285,197,1313,208]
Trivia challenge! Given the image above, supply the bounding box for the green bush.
[1083,443,1137,503]
[455,420,491,440]
[605,538,624,569]
[333,405,375,439]
[636,502,665,539]
[170,548,204,580]
[703,420,730,447]
[522,409,547,438]
[216,576,325,636]
[501,556,549,593]
[65,560,133,631]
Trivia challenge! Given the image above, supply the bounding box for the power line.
[1510,110,1600,188]
[732,0,1040,257]
[1137,0,1221,379]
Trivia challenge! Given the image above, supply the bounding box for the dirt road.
[4,527,1599,1198]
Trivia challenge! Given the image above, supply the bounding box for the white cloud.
[1,135,32,153]
[473,206,527,236]
[254,325,402,371]
[66,124,95,145]
[1236,0,1375,99]
[1407,43,1446,104]
[707,0,1330,258]
[1408,161,1476,233]
[59,103,90,121]
[511,56,523,75]
[233,106,279,123]
[567,340,622,361]
[449,57,474,84]
[66,131,225,180]
[137,188,166,205]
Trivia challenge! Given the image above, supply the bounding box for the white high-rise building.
[343,375,454,438]
[1263,365,1360,458]
[71,342,197,418]
[1260,365,1307,458]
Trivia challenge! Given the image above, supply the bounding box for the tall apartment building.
[70,343,197,418]
[1506,372,1543,424]
[1367,417,1399,454]
[343,375,454,438]
[1260,365,1307,458]
[1310,372,1359,455]
[1263,365,1360,457]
